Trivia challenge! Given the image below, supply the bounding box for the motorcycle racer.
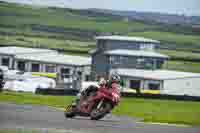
[65,74,121,120]
[72,74,121,107]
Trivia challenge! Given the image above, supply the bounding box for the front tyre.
[90,102,112,120]
[64,105,76,118]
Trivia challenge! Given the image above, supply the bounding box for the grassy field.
[1,91,200,125]
[0,1,153,33]
[0,2,200,48]
[129,31,200,46]
[0,34,95,54]
[129,31,200,51]
[0,129,38,133]
[0,91,73,108]
[163,60,200,73]
[158,50,200,61]
[0,1,152,54]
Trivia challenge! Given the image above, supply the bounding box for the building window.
[31,63,40,72]
[156,59,165,69]
[148,83,160,90]
[130,80,141,89]
[110,56,120,65]
[140,43,154,51]
[110,56,114,63]
[120,56,128,63]
[98,40,105,51]
[144,59,154,69]
[2,57,10,67]
[18,61,26,71]
[120,79,125,87]
[61,68,70,79]
[77,71,82,80]
[85,75,90,81]
[137,58,145,64]
[136,58,154,69]
[45,65,55,73]
[136,58,145,68]
[130,80,141,94]
[77,71,82,76]
[148,81,160,90]
[61,68,72,83]
[149,44,154,50]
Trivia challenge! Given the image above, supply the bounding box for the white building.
[111,68,200,96]
[0,46,57,69]
[0,46,91,90]
[15,53,91,83]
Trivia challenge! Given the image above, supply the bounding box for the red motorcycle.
[64,85,120,120]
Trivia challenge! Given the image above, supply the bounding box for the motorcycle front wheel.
[90,101,112,120]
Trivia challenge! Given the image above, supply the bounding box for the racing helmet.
[110,74,120,83]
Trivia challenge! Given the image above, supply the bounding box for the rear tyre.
[64,105,76,118]
[90,102,112,120]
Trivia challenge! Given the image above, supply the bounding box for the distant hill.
[89,9,200,26]
[1,1,200,73]
[0,1,200,53]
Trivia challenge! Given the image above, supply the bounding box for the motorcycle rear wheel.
[90,102,112,120]
[64,105,76,118]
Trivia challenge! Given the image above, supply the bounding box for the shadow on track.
[65,116,119,123]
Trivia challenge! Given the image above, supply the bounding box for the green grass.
[0,129,38,133]
[158,50,200,61]
[163,60,200,73]
[1,91,200,125]
[0,2,152,33]
[0,91,74,108]
[113,98,200,125]
[1,2,199,43]
[0,34,94,55]
[129,31,200,50]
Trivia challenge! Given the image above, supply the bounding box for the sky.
[2,0,200,16]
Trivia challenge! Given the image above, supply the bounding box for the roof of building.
[15,53,91,66]
[0,46,56,55]
[95,35,160,43]
[111,68,200,80]
[105,49,169,59]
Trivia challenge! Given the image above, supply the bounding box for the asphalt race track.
[0,103,200,133]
